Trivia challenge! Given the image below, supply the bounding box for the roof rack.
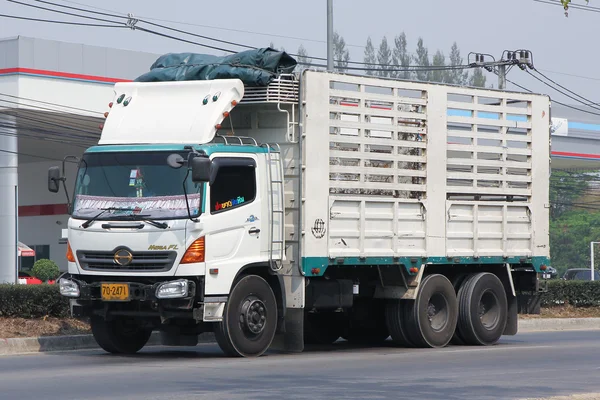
[241,74,299,104]
[211,134,258,146]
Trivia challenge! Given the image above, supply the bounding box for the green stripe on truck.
[302,256,551,276]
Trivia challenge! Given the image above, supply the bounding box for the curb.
[1,318,599,356]
[518,317,600,332]
[0,331,216,356]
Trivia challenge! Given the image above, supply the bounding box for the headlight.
[59,278,80,297]
[156,279,189,299]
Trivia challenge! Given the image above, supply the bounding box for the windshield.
[72,150,202,220]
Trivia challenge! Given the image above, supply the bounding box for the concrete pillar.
[0,114,18,284]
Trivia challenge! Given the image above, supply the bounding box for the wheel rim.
[239,296,267,336]
[479,289,500,330]
[427,293,450,332]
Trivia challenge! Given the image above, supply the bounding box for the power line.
[0,12,126,27]
[533,0,600,13]
[500,74,600,117]
[6,0,126,25]
[58,0,367,49]
[0,147,79,162]
[525,69,600,112]
[0,92,104,116]
[532,68,600,106]
[538,68,600,83]
[19,0,478,71]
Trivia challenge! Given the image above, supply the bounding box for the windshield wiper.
[81,207,136,229]
[111,213,169,229]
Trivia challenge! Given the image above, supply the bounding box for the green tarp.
[134,47,297,87]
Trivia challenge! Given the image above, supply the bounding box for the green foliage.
[540,280,600,307]
[0,284,69,318]
[413,37,431,82]
[550,211,600,275]
[469,68,487,88]
[549,169,592,219]
[363,37,376,76]
[31,259,60,283]
[431,50,446,83]
[333,32,350,72]
[392,33,411,80]
[377,36,392,77]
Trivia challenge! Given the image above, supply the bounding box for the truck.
[48,55,551,357]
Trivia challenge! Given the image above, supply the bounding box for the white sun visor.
[98,79,245,145]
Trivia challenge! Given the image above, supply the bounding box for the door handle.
[248,228,260,234]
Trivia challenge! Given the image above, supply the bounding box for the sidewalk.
[1,318,599,356]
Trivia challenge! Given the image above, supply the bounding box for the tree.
[446,42,469,85]
[32,259,60,283]
[333,32,350,72]
[377,36,392,77]
[413,37,430,82]
[469,68,487,87]
[392,32,411,80]
[550,170,592,219]
[295,44,312,72]
[560,0,590,16]
[364,37,377,76]
[431,50,446,83]
[550,210,600,275]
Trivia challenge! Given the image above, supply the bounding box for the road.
[1,330,599,400]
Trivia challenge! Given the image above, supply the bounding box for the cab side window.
[210,165,256,213]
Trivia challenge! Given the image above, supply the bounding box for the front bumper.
[63,274,204,321]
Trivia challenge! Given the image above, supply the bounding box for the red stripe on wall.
[551,151,600,159]
[19,204,68,216]
[0,67,131,83]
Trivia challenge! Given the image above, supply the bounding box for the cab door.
[202,155,266,296]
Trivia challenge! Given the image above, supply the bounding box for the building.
[1,35,599,283]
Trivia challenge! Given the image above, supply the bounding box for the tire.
[304,312,342,345]
[450,273,470,345]
[90,316,152,354]
[456,272,508,346]
[385,299,414,347]
[342,298,389,345]
[404,274,458,348]
[214,274,278,357]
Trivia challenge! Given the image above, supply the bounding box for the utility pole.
[498,64,506,90]
[327,0,334,72]
[468,50,533,89]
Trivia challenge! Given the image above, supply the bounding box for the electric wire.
[0,12,126,27]
[19,0,479,71]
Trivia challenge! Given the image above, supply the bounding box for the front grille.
[76,249,177,272]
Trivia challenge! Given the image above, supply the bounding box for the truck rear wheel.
[385,299,414,347]
[214,274,277,357]
[456,272,508,346]
[403,274,458,348]
[90,316,152,354]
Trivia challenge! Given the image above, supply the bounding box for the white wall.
[18,215,69,271]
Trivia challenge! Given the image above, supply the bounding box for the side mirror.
[191,157,211,182]
[48,166,62,193]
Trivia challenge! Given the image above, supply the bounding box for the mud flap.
[270,307,304,353]
[503,294,518,336]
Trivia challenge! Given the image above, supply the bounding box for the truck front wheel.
[90,316,152,354]
[214,274,278,357]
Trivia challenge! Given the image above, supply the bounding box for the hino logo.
[113,249,133,266]
[148,244,179,250]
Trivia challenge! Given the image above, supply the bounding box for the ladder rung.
[271,180,283,184]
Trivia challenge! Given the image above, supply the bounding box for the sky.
[0,0,598,107]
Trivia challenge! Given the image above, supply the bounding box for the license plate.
[101,283,130,301]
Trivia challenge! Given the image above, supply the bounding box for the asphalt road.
[2,330,600,400]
